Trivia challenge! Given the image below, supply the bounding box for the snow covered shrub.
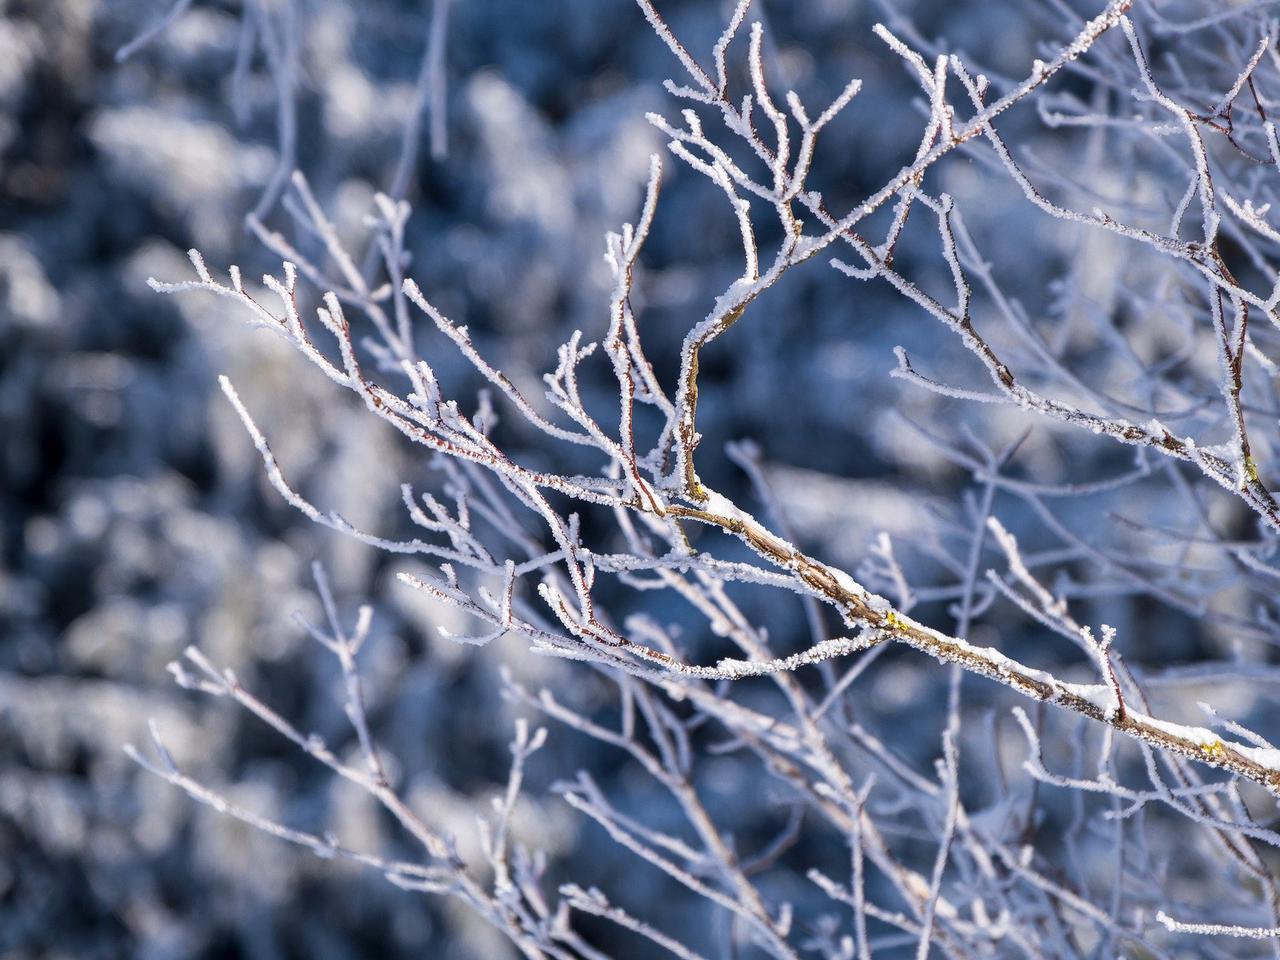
[116,0,1280,955]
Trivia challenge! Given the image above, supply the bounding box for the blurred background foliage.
[3,0,1275,956]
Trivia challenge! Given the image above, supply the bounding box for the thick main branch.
[666,497,1280,795]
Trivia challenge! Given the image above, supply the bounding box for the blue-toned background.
[3,1,1274,957]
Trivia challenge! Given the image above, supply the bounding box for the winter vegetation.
[8,0,1280,957]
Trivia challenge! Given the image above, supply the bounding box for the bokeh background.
[4,0,1277,957]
